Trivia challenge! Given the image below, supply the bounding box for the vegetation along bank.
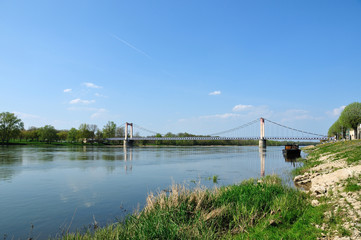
[58,141,360,239]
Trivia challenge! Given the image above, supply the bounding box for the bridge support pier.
[259,139,266,149]
[123,140,133,148]
[123,122,134,148]
[259,118,266,149]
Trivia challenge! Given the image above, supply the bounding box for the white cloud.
[209,90,221,96]
[178,105,273,124]
[200,113,240,119]
[95,93,108,98]
[332,106,346,116]
[69,98,95,104]
[280,109,321,122]
[84,82,102,89]
[91,108,107,118]
[63,89,72,93]
[12,111,40,119]
[232,104,253,112]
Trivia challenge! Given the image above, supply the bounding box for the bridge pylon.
[124,122,133,147]
[259,118,266,149]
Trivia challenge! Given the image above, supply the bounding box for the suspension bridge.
[106,118,328,148]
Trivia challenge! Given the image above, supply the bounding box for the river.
[0,145,303,239]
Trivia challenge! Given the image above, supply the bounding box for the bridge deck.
[106,137,327,141]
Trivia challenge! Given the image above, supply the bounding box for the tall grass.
[62,175,326,240]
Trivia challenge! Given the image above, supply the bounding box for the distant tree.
[95,129,103,141]
[0,112,24,143]
[339,102,361,139]
[155,133,162,145]
[38,125,58,143]
[103,121,117,138]
[19,129,27,141]
[27,127,39,141]
[328,119,342,139]
[88,124,98,141]
[116,126,125,137]
[78,124,92,140]
[57,131,68,142]
[67,128,78,142]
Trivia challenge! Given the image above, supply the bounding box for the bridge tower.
[259,118,266,149]
[124,122,133,147]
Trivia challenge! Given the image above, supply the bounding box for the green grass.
[213,175,219,183]
[61,175,330,240]
[344,175,361,192]
[298,141,361,173]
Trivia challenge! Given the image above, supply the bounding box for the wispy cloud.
[63,89,72,93]
[112,34,152,60]
[67,107,108,119]
[95,93,108,98]
[91,108,107,119]
[332,106,346,116]
[83,82,102,89]
[232,104,253,112]
[179,105,273,123]
[280,109,322,122]
[200,113,240,119]
[209,90,221,96]
[12,111,40,119]
[69,98,95,104]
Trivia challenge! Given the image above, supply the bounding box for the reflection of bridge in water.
[106,118,327,148]
[110,145,301,178]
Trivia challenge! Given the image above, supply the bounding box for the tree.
[328,119,342,139]
[27,127,39,141]
[38,125,58,143]
[339,102,361,139]
[57,131,68,142]
[103,121,117,138]
[88,124,98,141]
[95,130,103,141]
[0,112,24,143]
[116,126,125,137]
[67,128,78,142]
[78,123,92,140]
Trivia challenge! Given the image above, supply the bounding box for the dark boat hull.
[282,149,301,158]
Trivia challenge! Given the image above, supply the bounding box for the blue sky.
[1,0,360,136]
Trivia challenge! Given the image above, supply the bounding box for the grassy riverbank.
[58,141,361,239]
[61,176,330,240]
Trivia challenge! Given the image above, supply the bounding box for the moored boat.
[282,144,301,158]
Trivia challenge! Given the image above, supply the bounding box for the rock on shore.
[294,149,361,239]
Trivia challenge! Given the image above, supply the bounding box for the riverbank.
[62,175,328,239]
[294,140,361,239]
[57,141,361,239]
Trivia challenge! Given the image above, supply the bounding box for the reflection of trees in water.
[0,146,23,181]
[70,146,134,173]
[0,168,18,181]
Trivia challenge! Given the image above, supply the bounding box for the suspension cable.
[264,118,327,137]
[208,119,259,136]
[133,123,163,136]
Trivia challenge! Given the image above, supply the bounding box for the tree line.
[328,102,361,139]
[0,112,125,144]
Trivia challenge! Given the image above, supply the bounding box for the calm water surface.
[0,145,303,239]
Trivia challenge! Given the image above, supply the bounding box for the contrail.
[111,34,152,60]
